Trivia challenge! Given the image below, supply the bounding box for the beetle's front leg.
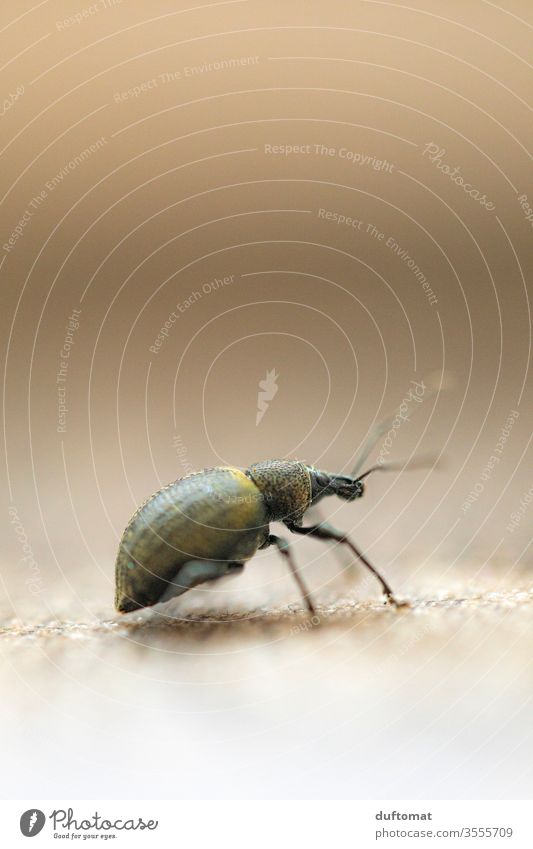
[286,522,407,608]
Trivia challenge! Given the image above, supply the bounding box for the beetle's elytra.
[115,457,406,614]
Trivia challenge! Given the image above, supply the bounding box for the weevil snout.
[329,476,365,501]
[344,479,365,501]
[308,468,365,505]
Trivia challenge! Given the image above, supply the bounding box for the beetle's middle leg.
[266,534,316,615]
[158,559,244,604]
[286,522,406,608]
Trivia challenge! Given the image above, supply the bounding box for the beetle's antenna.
[357,455,440,481]
[350,373,451,477]
[351,416,395,477]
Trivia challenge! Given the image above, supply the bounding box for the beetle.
[114,424,427,614]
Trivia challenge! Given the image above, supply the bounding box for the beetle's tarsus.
[389,597,410,609]
[304,596,317,616]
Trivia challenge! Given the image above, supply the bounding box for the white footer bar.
[2,800,531,848]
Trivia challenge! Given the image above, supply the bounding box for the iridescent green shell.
[115,467,269,611]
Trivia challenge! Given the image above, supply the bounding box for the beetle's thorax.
[246,459,312,524]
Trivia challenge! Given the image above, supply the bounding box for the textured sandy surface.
[1,561,532,800]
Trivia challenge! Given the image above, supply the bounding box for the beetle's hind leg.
[157,559,244,605]
[286,522,407,608]
[267,534,316,615]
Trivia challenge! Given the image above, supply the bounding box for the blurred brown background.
[1,0,532,801]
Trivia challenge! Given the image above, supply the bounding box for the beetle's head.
[308,454,440,508]
[307,468,365,506]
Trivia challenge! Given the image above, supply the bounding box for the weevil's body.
[115,461,313,613]
[114,456,407,614]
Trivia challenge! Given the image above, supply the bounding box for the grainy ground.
[1,561,532,800]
